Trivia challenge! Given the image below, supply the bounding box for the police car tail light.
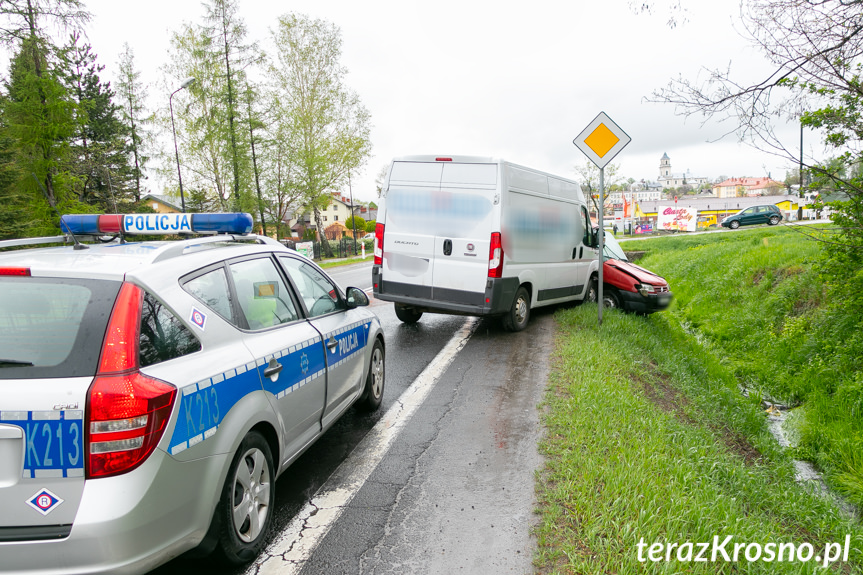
[0,266,31,276]
[86,283,177,479]
[374,223,384,265]
[488,232,504,278]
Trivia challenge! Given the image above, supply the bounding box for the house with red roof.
[712,177,786,198]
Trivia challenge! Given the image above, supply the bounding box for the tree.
[345,215,365,237]
[201,0,259,205]
[0,0,89,217]
[63,33,131,212]
[575,161,623,216]
[374,164,388,197]
[0,92,27,240]
[269,13,372,257]
[651,0,863,234]
[161,24,233,211]
[243,83,267,234]
[116,43,149,202]
[2,37,77,227]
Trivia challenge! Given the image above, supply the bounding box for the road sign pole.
[573,111,630,327]
[598,167,604,326]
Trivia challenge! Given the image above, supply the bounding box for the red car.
[589,229,673,313]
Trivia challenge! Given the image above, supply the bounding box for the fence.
[281,238,372,261]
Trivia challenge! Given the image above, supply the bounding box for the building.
[712,177,786,198]
[657,153,708,188]
[289,193,374,238]
[140,194,181,213]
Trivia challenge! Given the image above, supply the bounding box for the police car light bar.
[60,213,254,236]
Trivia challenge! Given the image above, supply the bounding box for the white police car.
[0,213,385,574]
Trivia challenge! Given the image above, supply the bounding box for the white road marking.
[248,317,479,575]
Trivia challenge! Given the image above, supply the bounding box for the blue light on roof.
[59,213,255,236]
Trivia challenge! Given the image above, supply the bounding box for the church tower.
[659,153,671,178]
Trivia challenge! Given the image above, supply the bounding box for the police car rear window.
[0,277,122,379]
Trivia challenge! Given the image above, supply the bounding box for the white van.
[371,156,599,330]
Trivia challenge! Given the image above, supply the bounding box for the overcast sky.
[69,0,820,201]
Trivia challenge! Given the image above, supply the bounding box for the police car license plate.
[0,413,84,478]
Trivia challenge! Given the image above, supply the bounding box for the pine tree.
[116,43,150,202]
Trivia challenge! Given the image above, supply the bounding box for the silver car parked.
[0,213,385,574]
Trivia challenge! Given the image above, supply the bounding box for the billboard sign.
[658,205,697,232]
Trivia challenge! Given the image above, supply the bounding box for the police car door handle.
[263,358,283,378]
[327,336,338,351]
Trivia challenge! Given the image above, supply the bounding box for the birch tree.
[269,13,371,257]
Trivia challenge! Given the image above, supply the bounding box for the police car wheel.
[358,339,385,411]
[394,303,423,324]
[503,286,530,332]
[217,431,275,565]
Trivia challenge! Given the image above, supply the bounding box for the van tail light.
[374,222,385,265]
[86,282,176,479]
[0,267,31,276]
[488,232,504,278]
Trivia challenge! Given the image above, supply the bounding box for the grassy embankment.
[535,225,862,574]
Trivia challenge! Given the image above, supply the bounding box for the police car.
[0,213,385,574]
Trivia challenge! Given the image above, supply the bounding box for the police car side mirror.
[345,287,369,308]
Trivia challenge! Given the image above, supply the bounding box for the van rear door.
[382,160,497,307]
[430,162,497,305]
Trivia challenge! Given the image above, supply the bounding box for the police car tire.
[502,286,530,332]
[216,431,275,565]
[358,339,385,412]
[394,303,423,324]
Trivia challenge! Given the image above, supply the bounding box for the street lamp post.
[169,76,196,213]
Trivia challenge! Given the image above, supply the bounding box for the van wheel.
[357,339,385,412]
[216,432,274,565]
[585,276,598,303]
[394,304,423,324]
[502,286,530,332]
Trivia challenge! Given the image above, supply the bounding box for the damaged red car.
[589,229,673,314]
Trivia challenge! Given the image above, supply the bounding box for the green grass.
[316,255,373,268]
[628,226,863,507]
[536,226,862,573]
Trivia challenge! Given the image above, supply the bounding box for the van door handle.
[443,239,452,256]
[572,247,577,259]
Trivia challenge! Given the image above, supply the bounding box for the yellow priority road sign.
[574,112,631,168]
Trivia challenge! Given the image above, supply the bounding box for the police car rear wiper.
[0,359,34,367]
